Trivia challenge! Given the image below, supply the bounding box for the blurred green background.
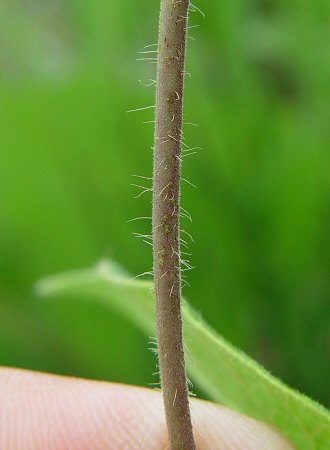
[0,0,329,407]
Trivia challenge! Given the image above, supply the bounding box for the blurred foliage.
[0,0,329,406]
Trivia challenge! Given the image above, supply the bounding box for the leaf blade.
[36,260,330,449]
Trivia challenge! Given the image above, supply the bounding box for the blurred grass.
[0,0,329,405]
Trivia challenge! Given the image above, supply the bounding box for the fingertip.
[0,367,168,449]
[190,399,295,449]
[0,368,294,449]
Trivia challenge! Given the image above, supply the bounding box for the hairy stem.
[152,1,195,449]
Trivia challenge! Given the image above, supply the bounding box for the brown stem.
[152,1,195,449]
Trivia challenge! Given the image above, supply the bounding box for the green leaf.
[36,260,330,449]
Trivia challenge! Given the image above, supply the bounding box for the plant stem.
[152,1,195,449]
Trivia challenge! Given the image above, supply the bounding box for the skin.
[0,368,295,450]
